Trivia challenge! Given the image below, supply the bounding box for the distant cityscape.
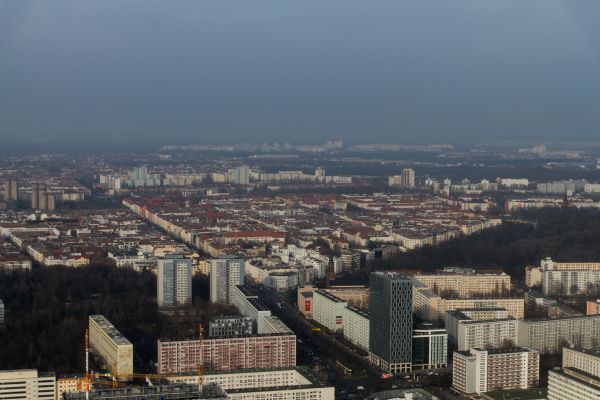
[1,141,600,400]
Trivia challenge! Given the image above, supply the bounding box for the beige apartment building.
[413,281,524,321]
[414,270,510,298]
[88,315,134,380]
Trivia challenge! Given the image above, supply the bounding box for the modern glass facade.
[369,271,413,373]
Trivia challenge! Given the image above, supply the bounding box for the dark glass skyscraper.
[369,271,413,373]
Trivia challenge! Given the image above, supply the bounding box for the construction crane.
[83,324,204,392]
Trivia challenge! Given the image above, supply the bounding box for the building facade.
[369,272,413,373]
[157,334,296,374]
[452,347,539,395]
[413,270,510,298]
[210,258,244,304]
[208,316,254,338]
[0,369,56,400]
[88,315,134,380]
[312,290,347,333]
[446,310,518,351]
[517,315,600,354]
[412,324,448,370]
[563,347,600,379]
[548,368,600,400]
[158,257,192,307]
[342,306,370,352]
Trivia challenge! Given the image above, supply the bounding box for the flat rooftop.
[315,289,346,303]
[89,315,132,346]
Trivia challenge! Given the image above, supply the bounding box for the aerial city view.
[1,2,600,400]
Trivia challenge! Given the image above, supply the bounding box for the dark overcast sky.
[1,0,599,148]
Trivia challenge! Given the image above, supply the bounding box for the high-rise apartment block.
[452,347,539,395]
[88,315,134,380]
[157,334,296,374]
[0,370,56,400]
[446,309,518,351]
[530,257,600,296]
[3,178,19,202]
[230,165,250,185]
[30,183,55,211]
[0,299,4,324]
[412,324,448,370]
[388,168,415,189]
[157,257,192,307]
[369,272,413,373]
[548,347,600,400]
[210,258,244,304]
[517,315,600,354]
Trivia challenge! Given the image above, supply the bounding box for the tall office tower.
[401,168,415,189]
[210,258,244,304]
[369,271,413,373]
[158,257,192,307]
[4,178,19,202]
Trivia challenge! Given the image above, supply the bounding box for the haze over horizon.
[1,0,599,148]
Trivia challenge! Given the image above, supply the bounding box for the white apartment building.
[452,347,539,395]
[165,367,334,400]
[563,347,600,379]
[232,285,272,334]
[517,315,600,354]
[536,258,600,296]
[413,270,510,298]
[547,368,600,400]
[210,258,244,304]
[446,310,518,351]
[312,290,347,333]
[157,257,192,307]
[547,347,600,400]
[0,369,56,400]
[88,315,134,380]
[342,306,370,352]
[412,281,524,321]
